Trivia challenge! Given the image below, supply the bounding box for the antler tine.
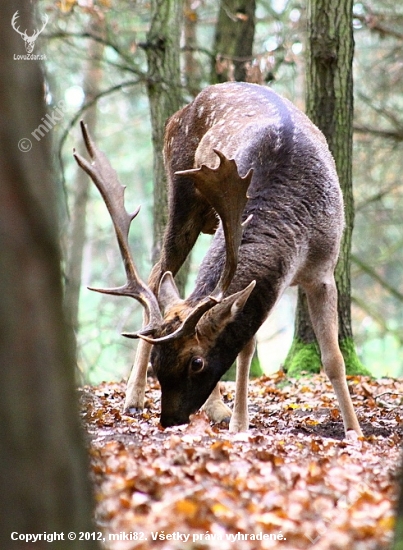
[122,295,219,343]
[73,120,162,335]
[176,149,253,300]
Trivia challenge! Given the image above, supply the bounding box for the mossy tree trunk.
[285,0,368,375]
[0,2,98,546]
[145,0,188,292]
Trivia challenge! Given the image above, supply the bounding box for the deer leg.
[304,277,362,437]
[202,383,232,423]
[229,337,256,433]
[123,262,163,413]
[124,335,152,413]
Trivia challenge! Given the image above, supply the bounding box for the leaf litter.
[80,372,403,549]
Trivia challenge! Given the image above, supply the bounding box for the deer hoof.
[124,406,143,416]
[123,388,146,414]
[229,415,249,433]
[344,429,362,441]
[203,400,232,424]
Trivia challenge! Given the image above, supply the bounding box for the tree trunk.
[284,0,368,375]
[184,0,202,97]
[0,2,97,547]
[65,16,104,349]
[145,0,187,291]
[211,0,256,83]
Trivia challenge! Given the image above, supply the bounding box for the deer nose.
[160,412,189,428]
[160,390,193,427]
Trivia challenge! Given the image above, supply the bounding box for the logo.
[11,10,48,55]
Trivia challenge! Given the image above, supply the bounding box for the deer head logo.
[11,11,48,54]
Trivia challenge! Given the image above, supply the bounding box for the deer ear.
[158,271,182,312]
[196,281,255,344]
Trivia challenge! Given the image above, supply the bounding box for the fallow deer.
[74,82,362,437]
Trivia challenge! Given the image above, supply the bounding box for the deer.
[74,82,362,438]
[11,10,48,54]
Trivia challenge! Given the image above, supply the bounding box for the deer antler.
[119,150,254,345]
[123,292,219,343]
[129,150,255,344]
[73,121,162,337]
[11,11,26,38]
[176,150,253,300]
[74,132,252,345]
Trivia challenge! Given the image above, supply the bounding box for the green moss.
[221,363,237,381]
[339,338,371,376]
[250,354,264,378]
[221,353,263,382]
[284,337,371,377]
[284,341,322,377]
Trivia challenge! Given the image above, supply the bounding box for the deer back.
[164,82,343,298]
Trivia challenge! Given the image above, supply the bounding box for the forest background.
[37,0,403,384]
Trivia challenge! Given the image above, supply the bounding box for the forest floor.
[80,373,403,550]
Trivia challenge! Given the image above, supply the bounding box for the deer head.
[74,121,255,426]
[12,11,48,54]
[148,274,255,426]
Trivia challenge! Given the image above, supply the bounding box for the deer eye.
[189,356,205,374]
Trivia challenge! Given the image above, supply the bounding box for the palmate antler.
[176,149,253,300]
[74,123,253,344]
[73,121,162,337]
[134,150,254,344]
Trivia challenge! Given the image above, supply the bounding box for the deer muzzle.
[159,388,200,428]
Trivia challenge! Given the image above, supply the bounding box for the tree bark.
[184,0,202,97]
[0,3,98,546]
[285,0,367,375]
[212,0,256,83]
[145,0,183,259]
[306,0,355,343]
[145,0,191,293]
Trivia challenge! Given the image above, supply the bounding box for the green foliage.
[358,332,403,378]
[393,518,403,550]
